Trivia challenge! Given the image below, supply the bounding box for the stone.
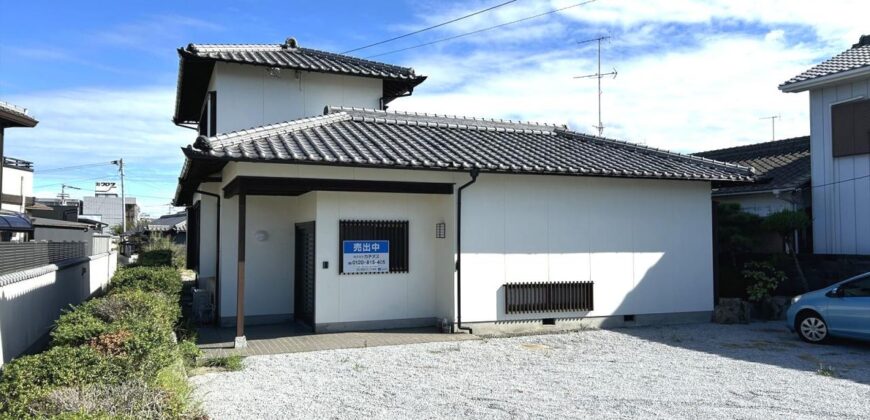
[714,298,751,324]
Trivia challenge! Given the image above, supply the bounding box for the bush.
[0,346,112,417]
[0,265,196,419]
[137,249,173,267]
[52,290,179,348]
[110,266,182,297]
[744,261,787,302]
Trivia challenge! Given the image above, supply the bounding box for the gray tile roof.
[176,107,754,204]
[183,41,423,82]
[781,35,870,90]
[145,212,187,232]
[174,38,426,124]
[695,136,809,195]
[0,100,38,128]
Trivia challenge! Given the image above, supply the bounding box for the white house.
[172,38,754,346]
[780,35,870,255]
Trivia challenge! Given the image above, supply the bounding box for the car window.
[841,277,870,297]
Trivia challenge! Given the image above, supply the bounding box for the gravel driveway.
[191,322,870,419]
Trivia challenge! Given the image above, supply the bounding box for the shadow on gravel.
[613,322,870,386]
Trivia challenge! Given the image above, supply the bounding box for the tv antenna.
[574,36,617,136]
[58,184,81,206]
[760,115,780,141]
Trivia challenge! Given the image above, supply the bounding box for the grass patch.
[197,355,244,372]
[817,364,837,377]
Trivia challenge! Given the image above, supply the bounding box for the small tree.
[763,209,810,292]
[715,203,763,267]
[743,261,787,302]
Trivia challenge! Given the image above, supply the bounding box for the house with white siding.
[780,35,870,255]
[172,38,754,347]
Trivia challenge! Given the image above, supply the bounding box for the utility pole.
[58,184,81,206]
[574,36,617,137]
[112,159,126,234]
[760,115,780,141]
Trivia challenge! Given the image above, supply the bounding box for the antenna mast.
[58,184,81,206]
[574,36,617,136]
[760,115,780,141]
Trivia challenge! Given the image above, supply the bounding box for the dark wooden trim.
[223,176,454,198]
[202,176,222,183]
[1,193,35,206]
[208,91,217,137]
[236,193,246,339]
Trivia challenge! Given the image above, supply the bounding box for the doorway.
[294,222,316,327]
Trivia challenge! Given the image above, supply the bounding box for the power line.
[810,173,870,190]
[35,161,115,173]
[366,0,599,59]
[34,175,117,189]
[342,0,518,54]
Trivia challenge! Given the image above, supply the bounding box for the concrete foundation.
[462,311,713,337]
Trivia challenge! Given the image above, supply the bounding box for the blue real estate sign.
[342,240,390,274]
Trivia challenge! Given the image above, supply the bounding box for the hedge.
[109,266,182,298]
[137,249,173,268]
[0,265,196,418]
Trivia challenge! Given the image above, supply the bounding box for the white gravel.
[191,322,870,419]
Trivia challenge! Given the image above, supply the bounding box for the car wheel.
[797,313,829,343]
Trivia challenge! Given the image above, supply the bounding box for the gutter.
[455,167,480,334]
[195,189,221,324]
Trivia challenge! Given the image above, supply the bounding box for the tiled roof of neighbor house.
[175,107,755,204]
[0,100,38,128]
[146,212,187,232]
[173,38,427,124]
[694,136,810,195]
[780,35,870,91]
[31,217,93,230]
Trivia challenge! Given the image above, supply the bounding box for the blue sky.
[1,0,865,216]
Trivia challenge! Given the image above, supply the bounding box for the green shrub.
[110,266,182,297]
[177,340,201,368]
[744,261,787,302]
[52,290,179,348]
[0,346,112,417]
[137,249,173,267]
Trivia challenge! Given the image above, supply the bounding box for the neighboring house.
[780,35,870,255]
[696,136,811,216]
[139,211,187,245]
[0,101,37,214]
[172,38,754,346]
[696,136,812,253]
[29,198,82,222]
[1,157,34,213]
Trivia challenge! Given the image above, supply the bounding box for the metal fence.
[0,241,87,276]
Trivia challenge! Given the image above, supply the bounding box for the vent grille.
[504,281,594,314]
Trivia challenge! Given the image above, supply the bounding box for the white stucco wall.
[210,62,383,134]
[0,251,117,366]
[809,79,870,255]
[313,191,453,325]
[461,174,714,323]
[204,162,715,328]
[1,166,32,212]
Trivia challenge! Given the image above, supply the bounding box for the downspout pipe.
[455,167,480,334]
[195,189,221,324]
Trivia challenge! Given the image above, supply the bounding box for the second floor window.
[832,98,870,158]
[199,91,217,137]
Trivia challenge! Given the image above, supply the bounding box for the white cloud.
[393,29,819,153]
[4,87,190,213]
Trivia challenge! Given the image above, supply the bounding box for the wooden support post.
[235,192,247,348]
